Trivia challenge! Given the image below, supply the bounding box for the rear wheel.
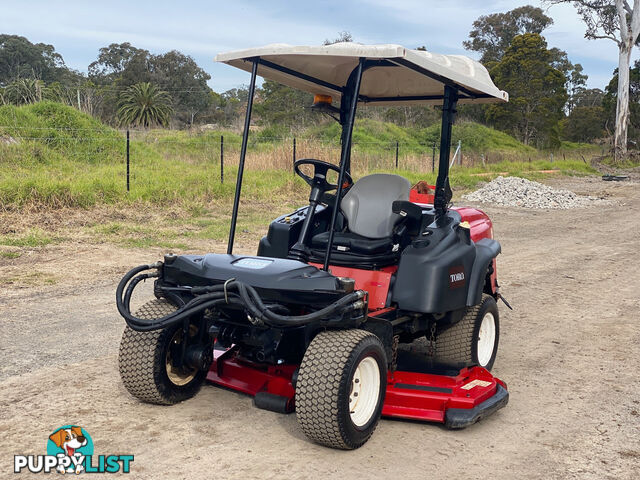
[118,299,210,405]
[435,294,500,371]
[296,329,387,449]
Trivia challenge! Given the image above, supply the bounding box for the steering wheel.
[294,158,353,192]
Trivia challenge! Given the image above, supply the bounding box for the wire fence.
[0,126,596,195]
[1,127,447,190]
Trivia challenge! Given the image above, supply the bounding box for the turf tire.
[118,298,208,405]
[295,329,387,449]
[435,294,500,371]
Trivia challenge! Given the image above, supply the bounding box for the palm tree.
[117,82,173,128]
[4,78,44,105]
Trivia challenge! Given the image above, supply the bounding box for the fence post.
[220,135,224,184]
[293,137,296,173]
[432,142,436,173]
[126,129,130,192]
[395,141,399,168]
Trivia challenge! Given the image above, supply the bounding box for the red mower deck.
[207,345,508,428]
[384,366,508,428]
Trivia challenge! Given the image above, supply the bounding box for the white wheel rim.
[477,312,496,367]
[349,356,381,427]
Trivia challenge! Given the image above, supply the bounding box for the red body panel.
[309,263,396,310]
[409,189,434,204]
[451,206,493,242]
[452,205,497,293]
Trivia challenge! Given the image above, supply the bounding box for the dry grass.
[2,270,58,288]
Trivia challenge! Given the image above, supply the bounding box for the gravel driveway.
[1,176,638,479]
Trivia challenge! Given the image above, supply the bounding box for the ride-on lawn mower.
[117,43,511,449]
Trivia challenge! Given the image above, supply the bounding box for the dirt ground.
[1,175,639,479]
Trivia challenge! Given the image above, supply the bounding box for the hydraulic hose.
[116,263,366,331]
[235,281,364,326]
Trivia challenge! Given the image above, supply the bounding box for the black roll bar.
[227,58,258,254]
[322,58,365,271]
[434,85,458,218]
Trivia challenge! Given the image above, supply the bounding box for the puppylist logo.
[14,425,134,474]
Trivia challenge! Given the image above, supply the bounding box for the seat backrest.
[340,174,410,239]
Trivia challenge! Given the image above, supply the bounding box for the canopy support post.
[323,58,365,271]
[434,85,458,219]
[338,90,351,174]
[227,58,258,254]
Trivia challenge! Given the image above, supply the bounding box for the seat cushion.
[311,231,395,255]
[340,174,410,239]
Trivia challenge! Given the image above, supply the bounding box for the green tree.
[486,33,568,147]
[220,88,248,127]
[151,50,211,126]
[562,106,606,142]
[0,34,71,86]
[464,7,584,117]
[88,43,153,124]
[549,48,588,112]
[89,43,211,126]
[573,88,605,107]
[197,87,249,128]
[381,105,439,128]
[88,42,151,83]
[254,79,315,129]
[117,82,173,127]
[464,5,554,65]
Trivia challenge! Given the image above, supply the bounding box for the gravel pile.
[463,176,605,209]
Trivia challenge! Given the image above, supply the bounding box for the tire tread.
[296,329,382,449]
[118,299,185,405]
[435,294,492,366]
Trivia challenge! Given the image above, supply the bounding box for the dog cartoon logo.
[14,426,132,474]
[47,426,93,474]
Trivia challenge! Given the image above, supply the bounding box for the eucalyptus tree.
[547,0,640,157]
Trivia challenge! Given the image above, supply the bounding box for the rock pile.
[462,176,604,209]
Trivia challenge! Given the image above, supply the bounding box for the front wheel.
[295,329,387,449]
[118,299,210,405]
[435,294,500,371]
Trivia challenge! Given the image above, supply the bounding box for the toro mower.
[117,43,510,449]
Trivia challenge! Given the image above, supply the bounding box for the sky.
[1,0,635,92]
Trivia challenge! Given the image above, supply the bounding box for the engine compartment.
[161,253,352,306]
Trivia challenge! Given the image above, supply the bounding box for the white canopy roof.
[215,43,508,106]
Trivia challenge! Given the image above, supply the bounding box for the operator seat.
[311,174,410,266]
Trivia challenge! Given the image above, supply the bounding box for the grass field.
[0,102,601,256]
